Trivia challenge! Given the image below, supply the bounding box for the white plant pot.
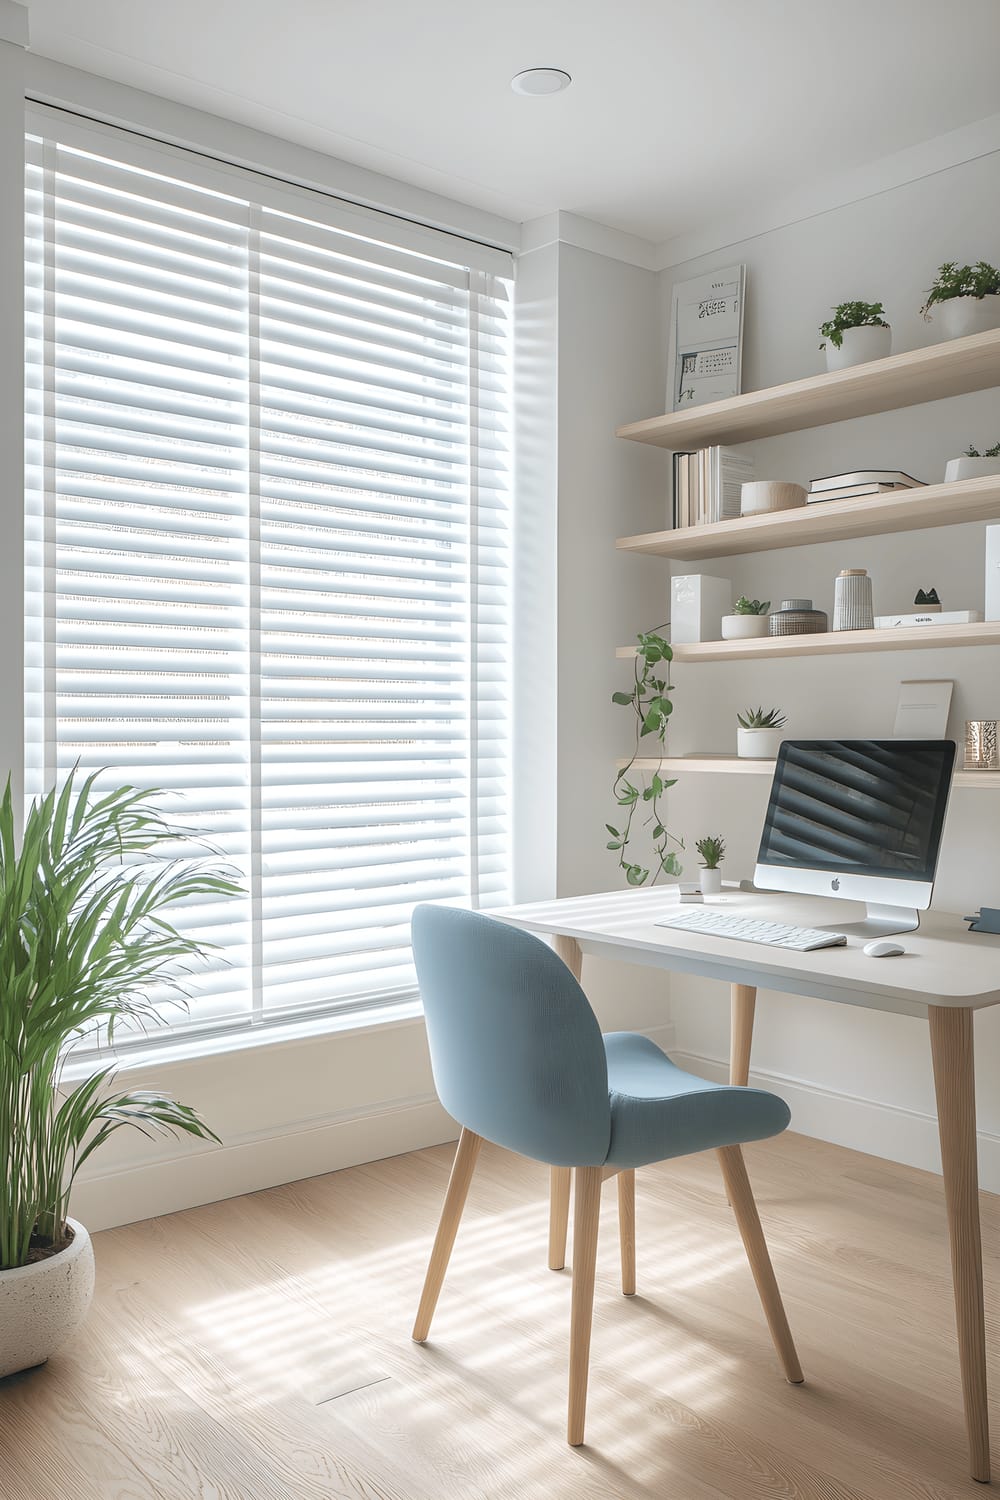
[934,295,1000,341]
[721,613,769,640]
[737,726,783,759]
[944,455,1000,483]
[824,324,892,371]
[0,1218,95,1378]
[699,867,723,895]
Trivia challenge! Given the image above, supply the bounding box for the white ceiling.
[22,0,1000,244]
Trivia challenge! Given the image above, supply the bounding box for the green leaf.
[611,691,633,706]
[605,824,619,837]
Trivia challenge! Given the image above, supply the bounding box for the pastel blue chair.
[410,904,803,1446]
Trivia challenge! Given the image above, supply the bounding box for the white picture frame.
[667,264,746,411]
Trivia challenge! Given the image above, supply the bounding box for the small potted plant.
[737,706,787,759]
[921,262,1000,339]
[0,771,237,1379]
[818,301,891,371]
[695,834,725,896]
[944,442,1000,483]
[721,596,770,640]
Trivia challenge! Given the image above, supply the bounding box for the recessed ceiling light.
[510,68,572,97]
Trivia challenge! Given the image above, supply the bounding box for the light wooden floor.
[2,1132,998,1499]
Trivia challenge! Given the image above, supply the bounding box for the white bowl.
[933,295,1000,341]
[824,324,892,371]
[721,613,769,639]
[944,456,1000,483]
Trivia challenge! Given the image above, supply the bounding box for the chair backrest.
[411,905,612,1167]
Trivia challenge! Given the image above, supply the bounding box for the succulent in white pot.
[695,834,725,896]
[944,443,1000,483]
[721,596,770,640]
[921,262,1000,340]
[0,771,237,1379]
[819,301,891,371]
[737,706,787,760]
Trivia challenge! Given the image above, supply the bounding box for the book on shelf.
[672,446,753,529]
[810,469,923,493]
[807,481,911,503]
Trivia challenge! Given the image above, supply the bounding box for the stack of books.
[672,447,754,528]
[806,469,923,504]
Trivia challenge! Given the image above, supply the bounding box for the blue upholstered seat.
[411,903,790,1170]
[603,1031,790,1168]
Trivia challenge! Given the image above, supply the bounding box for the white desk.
[493,885,1000,1483]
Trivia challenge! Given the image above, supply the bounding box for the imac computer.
[754,739,955,937]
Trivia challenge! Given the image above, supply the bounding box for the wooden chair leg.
[717,1144,803,1385]
[617,1169,636,1295]
[412,1128,482,1343]
[567,1165,603,1446]
[549,1166,571,1270]
[730,983,757,1087]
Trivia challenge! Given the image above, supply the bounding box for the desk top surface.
[492,887,1000,1015]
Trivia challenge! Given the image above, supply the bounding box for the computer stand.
[824,903,921,939]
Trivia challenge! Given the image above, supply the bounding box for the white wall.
[657,146,1000,1184]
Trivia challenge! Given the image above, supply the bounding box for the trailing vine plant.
[606,628,684,886]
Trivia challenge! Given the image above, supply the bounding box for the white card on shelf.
[892,679,953,739]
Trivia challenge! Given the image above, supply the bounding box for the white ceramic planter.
[740,481,807,516]
[737,726,783,759]
[699,867,723,895]
[824,324,892,371]
[944,455,1000,483]
[934,295,1000,341]
[0,1218,95,1378]
[721,614,769,640]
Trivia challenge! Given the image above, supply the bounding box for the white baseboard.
[71,1093,457,1232]
[671,1049,1000,1193]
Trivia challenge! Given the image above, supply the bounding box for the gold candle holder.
[965,720,1000,771]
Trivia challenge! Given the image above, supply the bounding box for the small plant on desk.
[608,629,684,886]
[695,834,726,895]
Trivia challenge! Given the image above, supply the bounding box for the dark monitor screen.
[757,739,955,884]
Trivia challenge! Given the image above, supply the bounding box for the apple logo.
[831,878,840,891]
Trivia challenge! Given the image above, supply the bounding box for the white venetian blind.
[25,108,514,1044]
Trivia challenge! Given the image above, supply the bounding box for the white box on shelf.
[987,525,1000,620]
[874,610,983,628]
[670,574,731,643]
[893,680,953,738]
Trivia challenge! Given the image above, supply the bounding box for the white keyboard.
[656,908,847,951]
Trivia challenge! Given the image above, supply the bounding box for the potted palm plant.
[0,771,237,1379]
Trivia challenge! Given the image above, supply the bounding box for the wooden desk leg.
[928,1005,990,1484]
[549,935,583,1272]
[730,983,757,1087]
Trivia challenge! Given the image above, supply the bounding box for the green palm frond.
[0,769,240,1268]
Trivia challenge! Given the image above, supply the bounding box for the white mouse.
[863,939,905,958]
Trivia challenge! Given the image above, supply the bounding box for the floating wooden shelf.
[616,475,1000,560]
[618,754,1000,790]
[616,619,1000,662]
[616,328,1000,449]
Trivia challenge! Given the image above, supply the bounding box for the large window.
[25,109,513,1046]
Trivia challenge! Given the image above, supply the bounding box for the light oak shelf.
[616,619,1000,662]
[617,328,1000,449]
[619,754,1000,790]
[617,475,1000,560]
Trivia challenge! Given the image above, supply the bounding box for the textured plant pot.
[0,1219,95,1378]
[824,324,892,371]
[699,867,723,895]
[737,727,783,759]
[721,614,769,639]
[740,481,807,516]
[944,456,1000,483]
[934,295,1000,341]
